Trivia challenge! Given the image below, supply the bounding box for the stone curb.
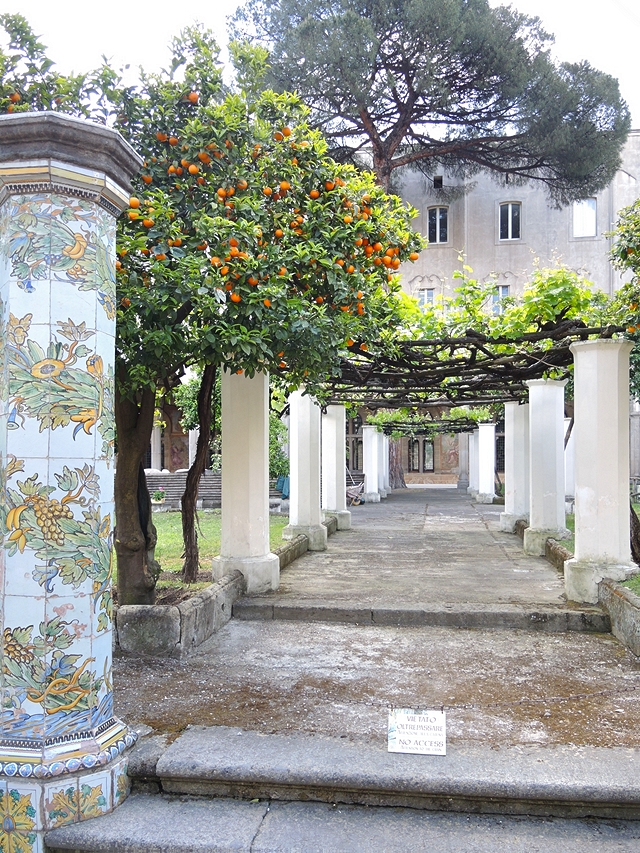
[599,578,640,657]
[129,725,640,819]
[232,601,610,632]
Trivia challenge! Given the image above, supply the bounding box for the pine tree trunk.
[388,437,406,489]
[114,385,159,605]
[182,364,216,583]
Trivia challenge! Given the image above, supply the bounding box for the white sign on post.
[388,708,447,755]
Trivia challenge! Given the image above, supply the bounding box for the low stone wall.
[115,516,339,658]
[115,572,245,659]
[545,538,573,572]
[599,579,640,657]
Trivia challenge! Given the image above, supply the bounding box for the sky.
[1,0,638,126]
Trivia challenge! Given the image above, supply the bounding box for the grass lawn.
[151,510,289,591]
[111,510,289,603]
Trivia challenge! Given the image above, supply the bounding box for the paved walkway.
[113,489,640,749]
[246,488,566,609]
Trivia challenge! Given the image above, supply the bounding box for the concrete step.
[45,791,640,853]
[232,599,611,633]
[128,726,640,820]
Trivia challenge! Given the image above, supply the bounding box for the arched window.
[408,438,420,471]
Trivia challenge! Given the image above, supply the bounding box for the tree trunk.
[388,437,406,489]
[182,363,216,583]
[630,499,640,566]
[114,385,159,605]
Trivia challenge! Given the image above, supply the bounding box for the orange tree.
[0,18,423,603]
[115,90,423,601]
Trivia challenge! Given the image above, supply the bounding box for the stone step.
[45,791,640,853]
[232,599,611,633]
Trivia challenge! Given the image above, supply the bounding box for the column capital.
[570,338,634,357]
[525,378,567,389]
[0,111,142,213]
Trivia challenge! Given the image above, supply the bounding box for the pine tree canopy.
[233,0,631,201]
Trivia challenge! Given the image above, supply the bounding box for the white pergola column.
[500,402,530,532]
[377,430,388,498]
[188,427,200,467]
[283,390,328,550]
[457,432,470,491]
[467,429,479,496]
[383,434,391,491]
[565,340,635,603]
[150,425,163,470]
[564,417,575,501]
[523,379,568,556]
[476,422,496,503]
[213,369,279,591]
[362,425,381,502]
[321,404,351,530]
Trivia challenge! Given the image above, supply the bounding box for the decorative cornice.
[0,112,142,213]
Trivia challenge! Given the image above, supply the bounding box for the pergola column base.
[475,492,496,504]
[212,554,279,594]
[467,487,478,498]
[324,510,352,530]
[564,558,632,605]
[499,512,527,533]
[378,488,388,499]
[523,527,570,556]
[363,491,381,503]
[283,524,328,551]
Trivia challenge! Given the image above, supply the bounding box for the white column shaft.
[468,430,479,495]
[377,431,388,497]
[150,425,162,470]
[188,427,200,467]
[214,369,279,591]
[476,422,496,503]
[500,402,529,531]
[284,390,327,549]
[524,379,567,555]
[321,405,351,529]
[362,425,381,502]
[565,340,634,602]
[458,432,470,491]
[564,417,575,500]
[383,434,391,491]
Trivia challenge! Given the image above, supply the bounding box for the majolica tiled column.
[0,112,141,850]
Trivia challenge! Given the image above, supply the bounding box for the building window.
[428,207,448,243]
[433,175,443,189]
[499,202,521,240]
[492,284,510,315]
[423,440,434,472]
[573,198,597,238]
[408,438,420,472]
[416,288,435,309]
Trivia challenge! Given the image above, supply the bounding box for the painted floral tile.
[111,756,131,808]
[43,777,78,830]
[0,781,42,852]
